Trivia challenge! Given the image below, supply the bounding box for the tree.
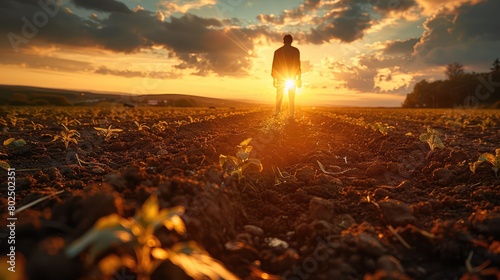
[491,58,500,72]
[445,62,465,80]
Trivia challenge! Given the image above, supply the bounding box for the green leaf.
[66,214,132,261]
[431,136,445,150]
[0,161,10,170]
[169,242,239,280]
[245,158,263,172]
[419,133,430,142]
[14,139,26,147]
[238,138,252,148]
[3,138,15,147]
[480,153,496,165]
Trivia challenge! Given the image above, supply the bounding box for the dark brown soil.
[1,107,499,280]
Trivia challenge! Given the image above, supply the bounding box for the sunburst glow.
[285,79,295,91]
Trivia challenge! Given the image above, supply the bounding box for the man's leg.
[288,86,296,118]
[275,83,284,115]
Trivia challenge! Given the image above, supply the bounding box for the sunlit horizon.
[1,0,498,107]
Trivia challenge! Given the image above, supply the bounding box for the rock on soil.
[378,199,416,226]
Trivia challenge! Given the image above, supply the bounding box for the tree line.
[402,59,500,108]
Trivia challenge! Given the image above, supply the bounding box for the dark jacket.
[272,44,301,81]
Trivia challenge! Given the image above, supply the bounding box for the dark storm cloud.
[0,0,277,76]
[372,0,417,12]
[259,0,417,44]
[414,0,500,66]
[72,0,131,13]
[305,3,372,43]
[383,37,420,55]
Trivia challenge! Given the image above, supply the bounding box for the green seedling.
[0,161,10,170]
[219,138,263,180]
[0,117,7,126]
[94,125,123,141]
[52,124,80,148]
[134,121,150,131]
[7,113,26,127]
[66,195,237,280]
[419,126,445,151]
[469,148,500,177]
[30,121,44,130]
[3,138,26,148]
[152,121,168,132]
[371,122,395,135]
[60,116,81,127]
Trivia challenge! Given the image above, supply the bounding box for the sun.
[285,79,295,91]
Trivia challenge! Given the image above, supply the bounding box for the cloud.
[0,0,277,76]
[305,3,372,43]
[0,51,93,72]
[414,0,482,15]
[159,0,216,16]
[258,0,418,44]
[320,53,416,93]
[72,0,132,13]
[373,0,418,13]
[383,37,420,55]
[413,0,500,68]
[95,66,181,79]
[256,0,321,25]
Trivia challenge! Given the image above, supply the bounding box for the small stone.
[378,199,416,226]
[377,255,405,274]
[295,166,315,182]
[469,210,500,235]
[366,164,387,177]
[157,149,168,156]
[432,168,454,186]
[374,188,391,198]
[309,197,335,222]
[244,225,264,237]
[356,233,386,257]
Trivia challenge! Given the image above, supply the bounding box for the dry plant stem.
[15,190,64,214]
[76,153,107,167]
[466,251,492,273]
[317,160,355,175]
[407,225,436,239]
[387,225,411,249]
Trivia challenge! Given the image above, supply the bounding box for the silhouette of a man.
[272,34,301,118]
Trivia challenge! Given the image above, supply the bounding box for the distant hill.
[0,85,256,108]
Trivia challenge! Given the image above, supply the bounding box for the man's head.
[283,34,293,45]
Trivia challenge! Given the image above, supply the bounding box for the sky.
[1,0,499,107]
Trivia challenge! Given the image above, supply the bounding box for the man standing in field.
[272,34,302,118]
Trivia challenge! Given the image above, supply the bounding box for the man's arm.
[297,49,301,81]
[271,50,277,78]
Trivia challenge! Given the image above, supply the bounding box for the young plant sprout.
[371,122,395,135]
[0,160,10,170]
[94,125,123,141]
[3,138,26,148]
[60,116,81,127]
[419,126,445,151]
[52,124,80,148]
[134,121,150,131]
[66,195,237,280]
[469,148,500,177]
[151,121,168,132]
[219,138,263,180]
[30,121,44,130]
